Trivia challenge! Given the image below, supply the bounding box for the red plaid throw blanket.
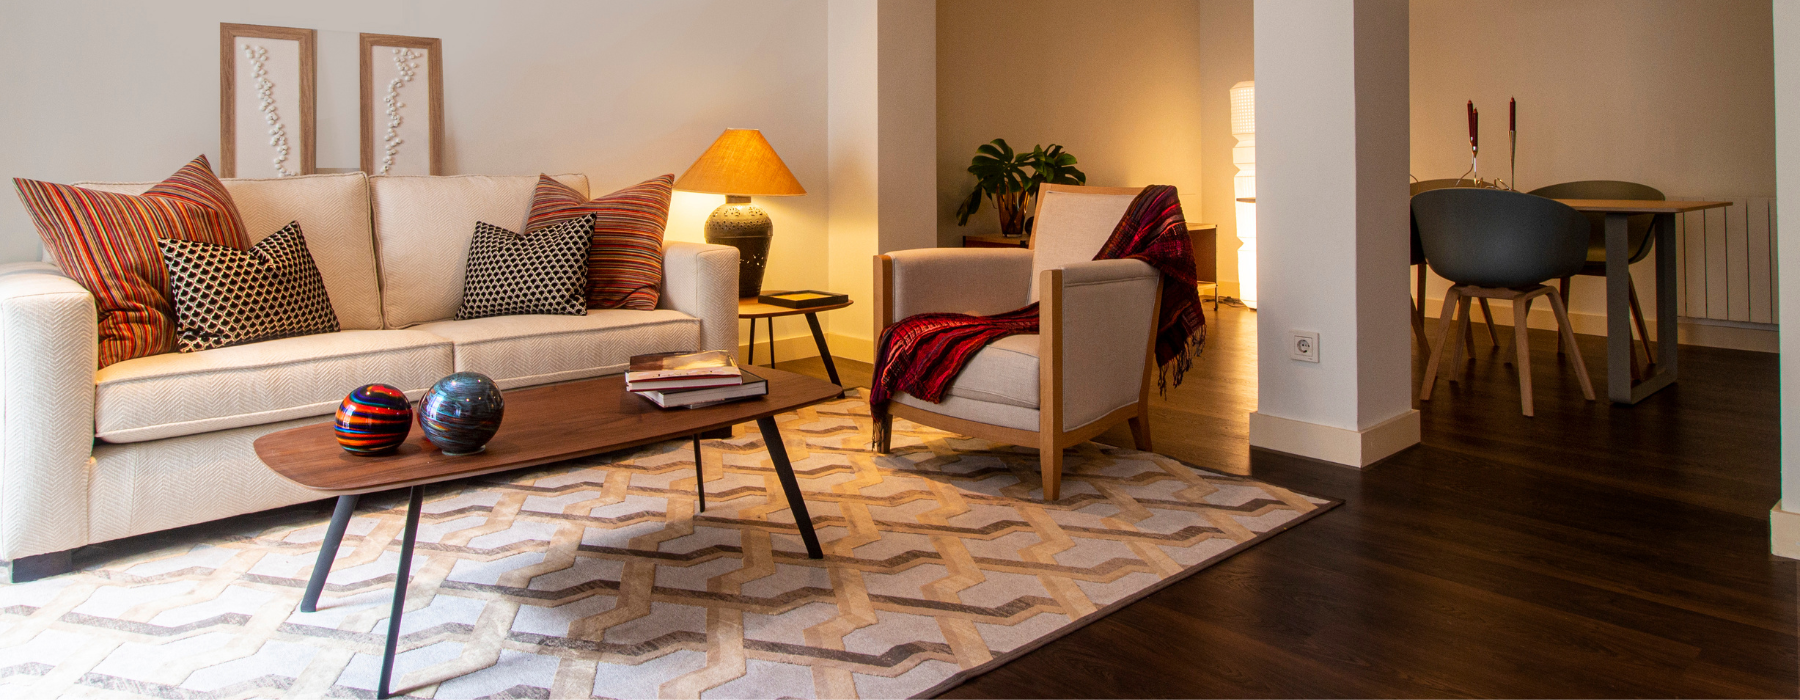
[869,185,1205,444]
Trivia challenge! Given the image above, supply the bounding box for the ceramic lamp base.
[704,195,773,298]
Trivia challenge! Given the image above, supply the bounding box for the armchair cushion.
[945,334,1038,408]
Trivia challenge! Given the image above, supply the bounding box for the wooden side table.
[962,233,1031,248]
[739,295,853,388]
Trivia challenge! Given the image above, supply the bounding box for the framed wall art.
[360,33,444,175]
[219,23,316,178]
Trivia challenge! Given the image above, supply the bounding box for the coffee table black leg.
[755,417,822,559]
[378,486,425,700]
[300,494,360,613]
[803,312,841,388]
[747,318,757,365]
[692,435,706,512]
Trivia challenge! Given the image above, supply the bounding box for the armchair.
[873,185,1162,500]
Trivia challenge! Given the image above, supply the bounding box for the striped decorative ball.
[334,384,413,455]
[419,372,505,456]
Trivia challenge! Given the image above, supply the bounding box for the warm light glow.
[1230,81,1257,309]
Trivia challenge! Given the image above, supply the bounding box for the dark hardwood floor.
[772,304,1797,698]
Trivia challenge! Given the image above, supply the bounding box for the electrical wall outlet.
[1290,330,1320,363]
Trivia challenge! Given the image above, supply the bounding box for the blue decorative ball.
[418,372,505,456]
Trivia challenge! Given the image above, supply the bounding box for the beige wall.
[1198,0,1254,294]
[0,0,832,307]
[1410,0,1776,321]
[936,0,1206,248]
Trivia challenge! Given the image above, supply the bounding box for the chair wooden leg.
[1127,408,1152,452]
[1477,298,1501,348]
[1450,295,1473,373]
[874,413,893,454]
[1040,436,1063,502]
[1548,289,1596,401]
[1411,297,1432,356]
[1421,287,1463,401]
[1628,277,1654,369]
[1557,276,1572,355]
[1513,295,1535,417]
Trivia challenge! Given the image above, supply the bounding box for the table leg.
[804,312,842,388]
[747,318,757,365]
[755,416,823,559]
[692,435,706,512]
[300,494,359,613]
[377,486,425,700]
[768,318,776,366]
[1606,212,1679,404]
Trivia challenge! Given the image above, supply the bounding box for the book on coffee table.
[636,368,769,408]
[625,350,742,392]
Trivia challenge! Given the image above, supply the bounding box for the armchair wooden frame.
[871,184,1159,501]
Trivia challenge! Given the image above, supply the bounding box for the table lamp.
[674,128,807,298]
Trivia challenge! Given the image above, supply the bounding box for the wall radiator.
[1672,196,1777,327]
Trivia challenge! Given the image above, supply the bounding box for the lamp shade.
[674,129,807,197]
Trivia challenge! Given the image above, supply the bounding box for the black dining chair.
[1525,180,1662,367]
[1411,178,1500,357]
[1414,188,1595,416]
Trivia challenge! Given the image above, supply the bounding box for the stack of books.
[626,351,768,408]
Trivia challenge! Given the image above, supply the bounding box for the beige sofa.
[0,172,738,581]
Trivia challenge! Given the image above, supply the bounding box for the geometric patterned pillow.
[526,174,673,310]
[14,155,251,367]
[159,221,339,353]
[454,215,593,321]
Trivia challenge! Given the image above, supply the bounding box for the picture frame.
[360,33,445,176]
[219,23,316,179]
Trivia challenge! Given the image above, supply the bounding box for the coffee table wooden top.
[255,367,844,493]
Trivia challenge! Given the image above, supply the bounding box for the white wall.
[0,0,832,305]
[1774,0,1800,557]
[1249,0,1417,467]
[935,0,1206,248]
[1409,0,1776,325]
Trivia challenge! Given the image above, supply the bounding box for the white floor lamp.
[1231,81,1257,309]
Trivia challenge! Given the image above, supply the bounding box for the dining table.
[1235,194,1734,404]
[1555,199,1731,404]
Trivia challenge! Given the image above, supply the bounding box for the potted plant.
[955,138,1087,238]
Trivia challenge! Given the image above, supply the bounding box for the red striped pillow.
[14,155,250,368]
[526,175,673,310]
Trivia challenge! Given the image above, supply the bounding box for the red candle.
[1467,101,1478,151]
[1510,97,1516,132]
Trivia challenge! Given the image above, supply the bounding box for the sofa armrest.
[658,242,739,355]
[876,248,1033,330]
[1044,259,1160,430]
[0,262,97,559]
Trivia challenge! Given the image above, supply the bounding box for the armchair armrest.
[658,242,740,355]
[875,248,1033,333]
[1042,259,1160,431]
[0,262,97,559]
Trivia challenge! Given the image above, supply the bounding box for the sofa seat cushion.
[944,334,1039,408]
[95,330,453,443]
[411,310,699,390]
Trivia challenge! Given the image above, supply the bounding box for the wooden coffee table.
[254,367,841,699]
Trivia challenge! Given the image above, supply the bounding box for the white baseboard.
[1419,297,1776,354]
[1247,409,1419,468]
[1773,502,1800,560]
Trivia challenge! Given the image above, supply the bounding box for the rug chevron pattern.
[0,392,1330,699]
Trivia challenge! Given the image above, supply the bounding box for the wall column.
[1772,0,1800,559]
[1247,0,1418,467]
[825,0,935,364]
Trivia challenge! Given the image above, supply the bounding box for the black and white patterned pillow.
[159,221,340,352]
[455,215,593,320]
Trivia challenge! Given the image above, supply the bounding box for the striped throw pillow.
[14,155,251,368]
[525,174,673,310]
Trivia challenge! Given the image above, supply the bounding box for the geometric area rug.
[0,391,1333,699]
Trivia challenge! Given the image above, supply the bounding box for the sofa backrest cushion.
[74,172,383,330]
[370,173,589,328]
